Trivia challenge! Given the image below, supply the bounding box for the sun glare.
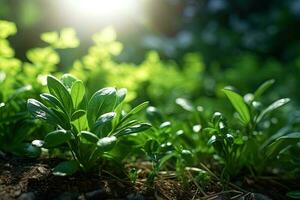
[64,0,141,19]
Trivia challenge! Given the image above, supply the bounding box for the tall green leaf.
[223,89,250,125]
[87,87,117,129]
[115,123,151,137]
[71,80,85,108]
[256,98,290,123]
[47,75,73,116]
[254,79,275,100]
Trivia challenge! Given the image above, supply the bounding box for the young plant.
[204,79,291,179]
[143,106,193,184]
[27,74,151,175]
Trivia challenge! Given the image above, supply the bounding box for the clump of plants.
[27,74,151,175]
[204,80,296,180]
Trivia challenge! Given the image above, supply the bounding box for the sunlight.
[64,0,141,19]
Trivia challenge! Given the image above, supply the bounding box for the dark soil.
[0,155,298,200]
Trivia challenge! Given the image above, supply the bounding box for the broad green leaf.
[27,99,60,125]
[71,80,85,108]
[115,123,151,137]
[254,79,275,100]
[116,88,127,106]
[44,129,72,148]
[97,136,117,151]
[71,110,86,121]
[80,131,99,144]
[47,75,73,116]
[53,160,79,176]
[87,87,117,129]
[40,93,65,112]
[61,74,79,90]
[256,98,290,123]
[287,191,300,199]
[94,112,116,129]
[223,89,250,125]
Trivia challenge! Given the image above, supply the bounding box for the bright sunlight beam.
[63,0,142,19]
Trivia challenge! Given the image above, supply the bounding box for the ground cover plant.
[0,14,300,200]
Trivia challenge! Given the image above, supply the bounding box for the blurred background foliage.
[1,0,300,112]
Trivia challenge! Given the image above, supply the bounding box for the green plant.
[142,107,193,184]
[27,74,151,175]
[204,80,291,179]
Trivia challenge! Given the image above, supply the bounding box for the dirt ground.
[0,156,298,200]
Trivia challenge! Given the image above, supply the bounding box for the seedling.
[28,74,151,175]
[205,80,291,179]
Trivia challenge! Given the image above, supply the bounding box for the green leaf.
[223,89,250,125]
[51,109,71,129]
[71,80,85,108]
[254,79,275,100]
[44,129,72,148]
[120,102,149,124]
[87,87,117,129]
[256,98,290,123]
[47,75,73,116]
[27,99,60,125]
[53,160,79,176]
[80,131,99,144]
[116,88,127,106]
[71,110,86,121]
[61,74,79,90]
[40,93,65,112]
[115,123,151,137]
[266,132,300,157]
[287,191,300,199]
[94,112,116,129]
[97,136,117,151]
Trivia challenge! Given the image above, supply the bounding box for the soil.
[0,155,298,200]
